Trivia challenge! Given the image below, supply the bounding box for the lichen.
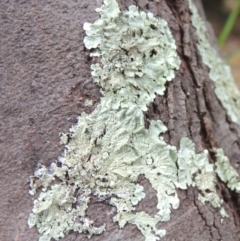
[188,0,240,217]
[215,149,240,192]
[178,138,222,209]
[28,1,239,241]
[29,1,181,240]
[84,99,93,107]
[188,0,240,125]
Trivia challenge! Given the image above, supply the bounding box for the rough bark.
[1,0,240,241]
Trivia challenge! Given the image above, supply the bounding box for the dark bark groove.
[1,0,240,240]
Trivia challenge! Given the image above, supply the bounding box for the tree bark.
[1,0,240,241]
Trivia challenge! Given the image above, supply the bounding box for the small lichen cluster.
[188,0,240,125]
[28,1,240,241]
[216,149,240,192]
[178,138,223,209]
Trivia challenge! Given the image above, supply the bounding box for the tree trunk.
[1,0,240,241]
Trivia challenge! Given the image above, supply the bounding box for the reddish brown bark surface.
[1,0,240,240]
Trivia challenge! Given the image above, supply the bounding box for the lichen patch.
[188,0,240,125]
[28,1,240,241]
[29,1,181,240]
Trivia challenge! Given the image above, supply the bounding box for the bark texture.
[1,0,240,240]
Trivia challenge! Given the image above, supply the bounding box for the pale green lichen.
[59,132,68,145]
[29,183,105,241]
[220,207,228,220]
[29,1,181,240]
[215,148,240,192]
[188,0,240,125]
[178,138,222,209]
[28,1,239,241]
[84,99,93,107]
[188,0,240,217]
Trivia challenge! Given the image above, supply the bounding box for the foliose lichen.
[28,1,240,241]
[188,0,240,217]
[178,138,222,209]
[84,99,93,107]
[188,0,240,125]
[29,1,181,240]
[215,149,240,192]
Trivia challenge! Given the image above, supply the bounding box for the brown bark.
[1,0,240,240]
